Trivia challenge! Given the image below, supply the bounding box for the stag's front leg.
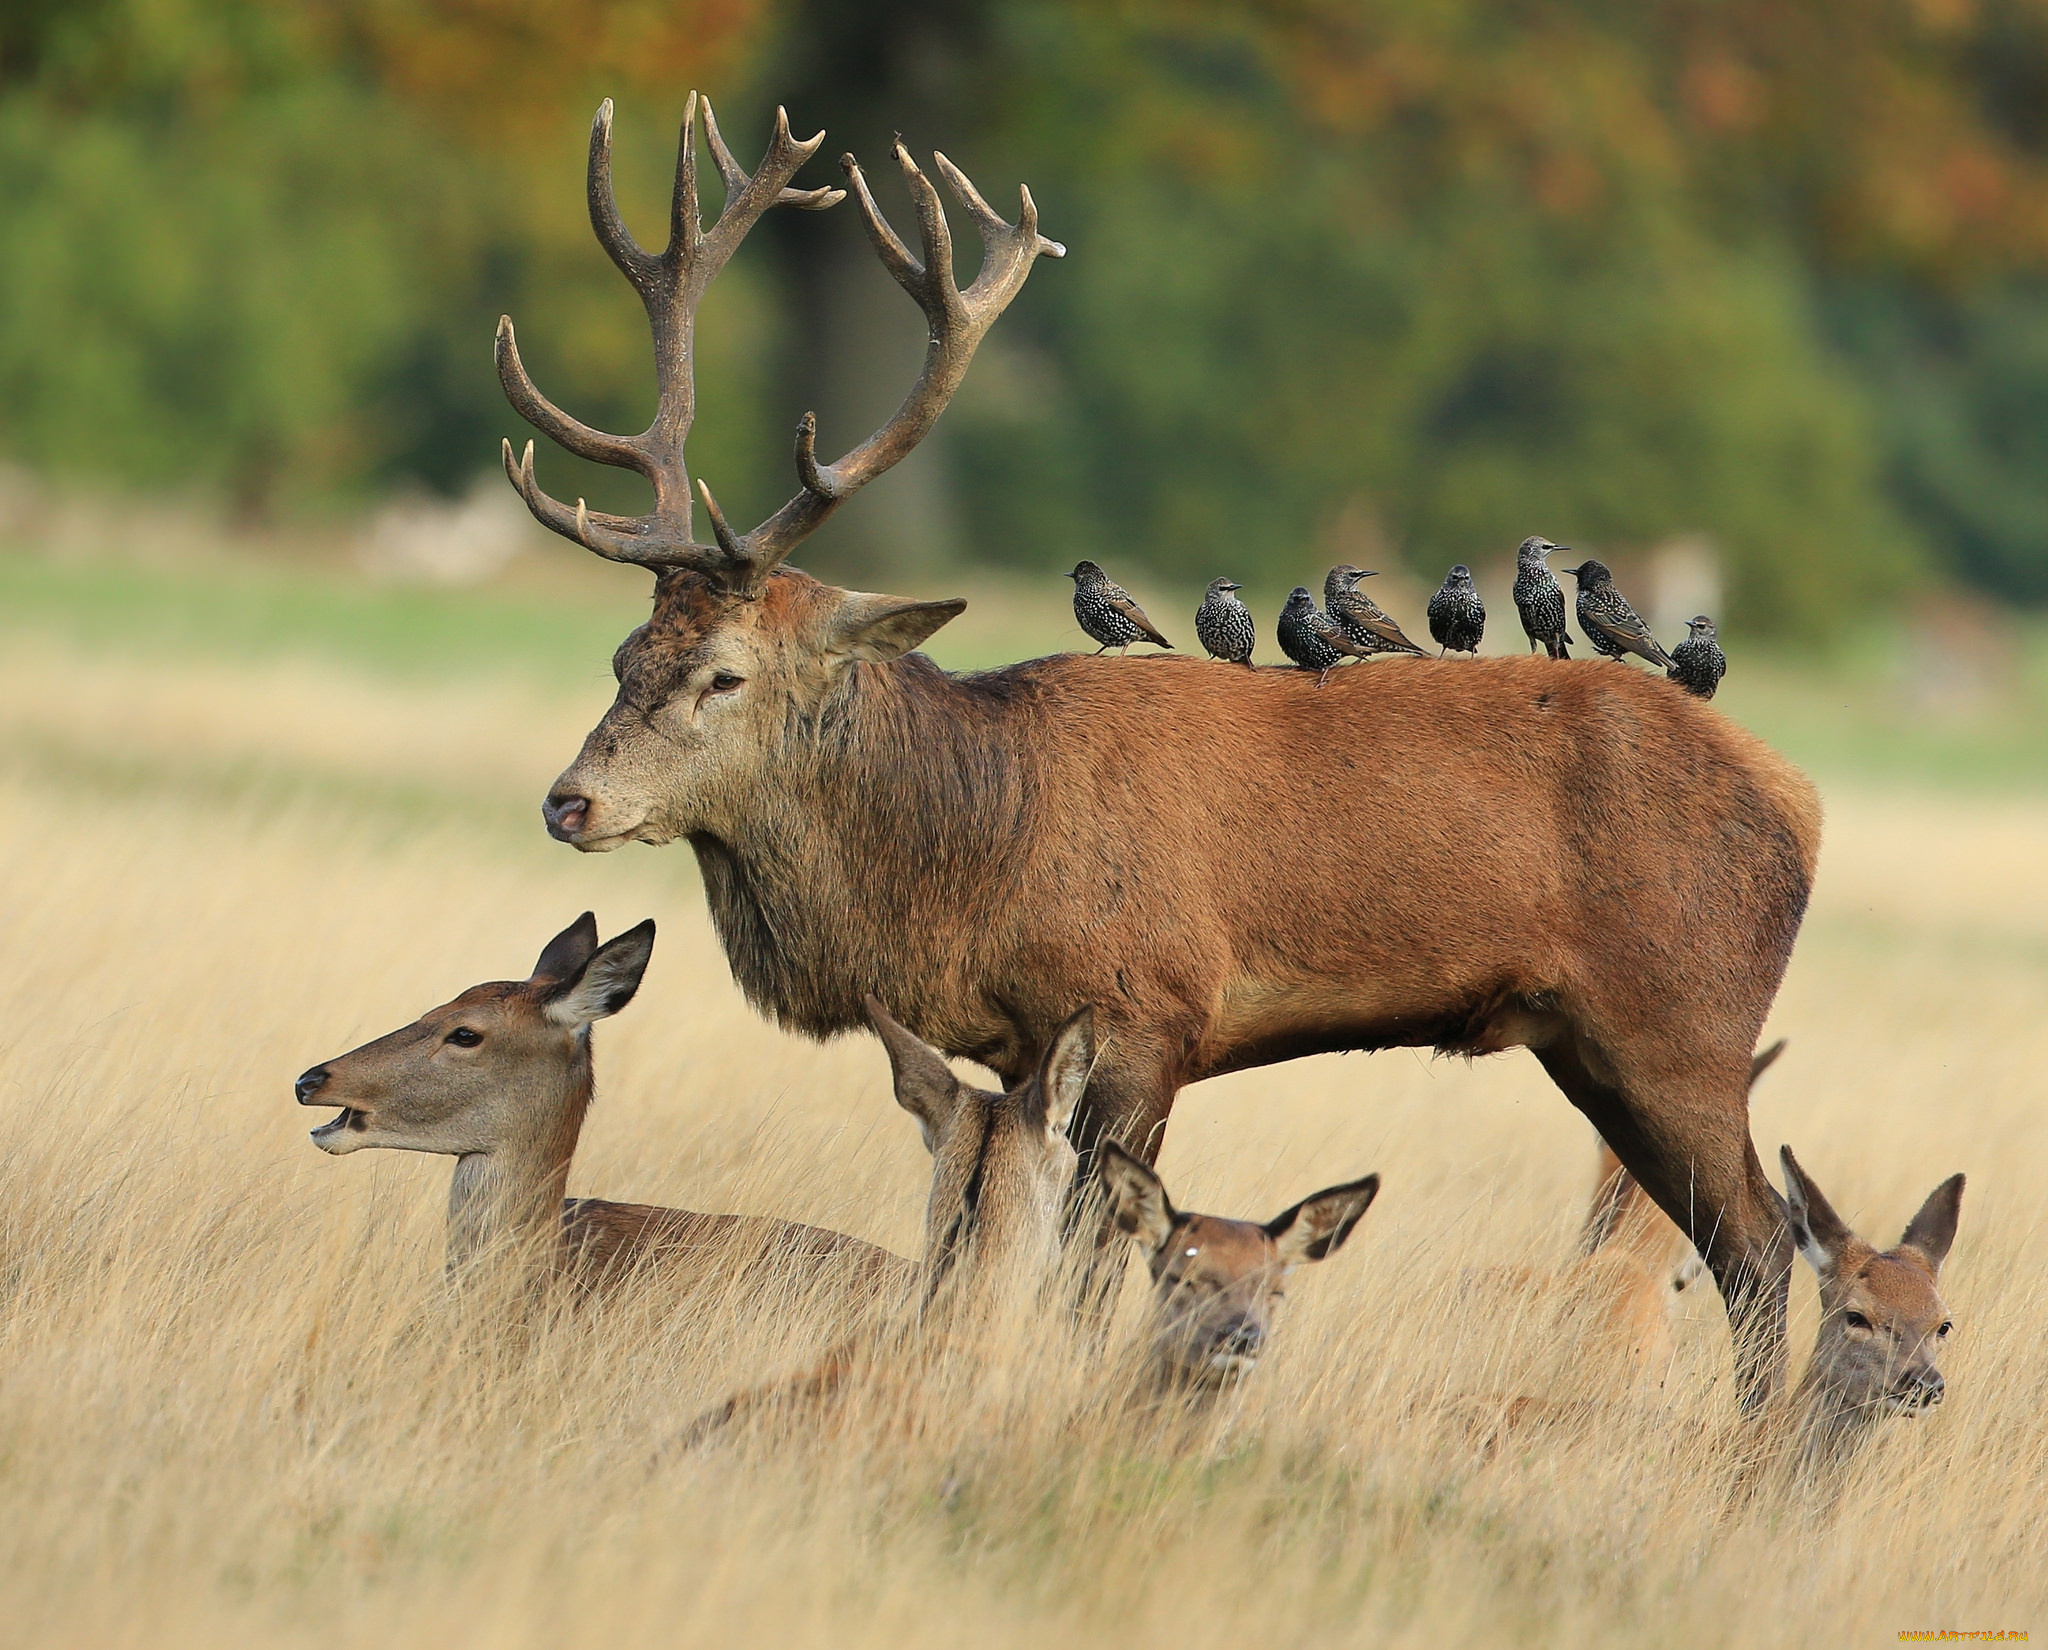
[1059,1048,1180,1327]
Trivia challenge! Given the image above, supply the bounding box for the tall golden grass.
[0,633,2041,1646]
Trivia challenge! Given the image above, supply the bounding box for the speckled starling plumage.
[1512,537,1573,659]
[1277,586,1370,686]
[1560,559,1674,668]
[1427,564,1486,655]
[1324,565,1427,657]
[1065,560,1173,653]
[1194,577,1256,665]
[1667,615,1726,699]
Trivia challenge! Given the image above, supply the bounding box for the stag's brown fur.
[550,565,1818,1401]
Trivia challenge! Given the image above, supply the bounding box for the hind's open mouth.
[309,1108,368,1151]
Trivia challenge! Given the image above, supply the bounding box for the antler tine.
[713,143,1063,589]
[840,151,925,290]
[501,438,724,573]
[704,98,843,213]
[495,317,649,474]
[587,99,660,293]
[669,90,702,260]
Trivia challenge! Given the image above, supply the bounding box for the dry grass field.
[0,596,2042,1647]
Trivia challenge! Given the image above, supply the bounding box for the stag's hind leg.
[1533,1033,1791,1412]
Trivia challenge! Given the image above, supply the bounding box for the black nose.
[542,793,589,842]
[295,1066,330,1105]
[1223,1322,1263,1357]
[1909,1371,1946,1408]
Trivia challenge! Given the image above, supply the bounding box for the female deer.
[295,913,913,1316]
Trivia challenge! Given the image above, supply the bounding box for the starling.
[1427,564,1486,656]
[1065,560,1173,654]
[1194,577,1256,665]
[1559,559,1674,668]
[1277,586,1370,687]
[1667,615,1726,699]
[1512,536,1573,659]
[1324,565,1427,657]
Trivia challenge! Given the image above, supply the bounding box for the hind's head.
[1098,1142,1379,1389]
[295,914,654,1160]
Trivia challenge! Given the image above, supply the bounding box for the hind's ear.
[825,593,967,663]
[533,912,599,983]
[1779,1145,1854,1275]
[1031,1006,1094,1137]
[1268,1173,1380,1266]
[865,997,963,1152]
[1900,1173,1965,1274]
[543,920,655,1028]
[1097,1141,1175,1257]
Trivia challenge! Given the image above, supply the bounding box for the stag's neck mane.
[691,650,1042,1059]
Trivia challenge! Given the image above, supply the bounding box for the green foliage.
[6,0,2048,626]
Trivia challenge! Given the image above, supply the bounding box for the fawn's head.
[1097,1141,1380,1388]
[1780,1145,1963,1426]
[865,998,1090,1321]
[296,914,655,1160]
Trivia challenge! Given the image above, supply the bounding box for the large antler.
[497,96,1064,594]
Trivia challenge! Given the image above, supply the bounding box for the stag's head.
[1780,1145,1963,1429]
[1097,1142,1380,1389]
[494,95,1061,850]
[864,997,1090,1327]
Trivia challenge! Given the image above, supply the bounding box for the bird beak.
[1062,571,1078,580]
[1357,570,1378,578]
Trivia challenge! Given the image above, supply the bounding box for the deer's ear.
[1268,1174,1380,1266]
[1900,1173,1965,1274]
[825,593,967,663]
[533,912,599,983]
[1097,1140,1176,1256]
[543,920,655,1028]
[1780,1145,1853,1274]
[1030,1006,1094,1138]
[865,997,962,1151]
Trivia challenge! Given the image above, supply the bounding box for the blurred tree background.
[6,0,2048,628]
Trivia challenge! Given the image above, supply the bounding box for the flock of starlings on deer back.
[291,94,1960,1477]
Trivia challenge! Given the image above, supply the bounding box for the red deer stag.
[499,96,1822,1409]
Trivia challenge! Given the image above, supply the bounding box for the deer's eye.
[707,672,745,695]
[446,1027,483,1048]
[1937,1320,1953,1338]
[1843,1310,1872,1331]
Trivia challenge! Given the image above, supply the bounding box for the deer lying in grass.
[295,913,913,1318]
[679,998,1094,1445]
[1451,1144,1964,1469]
[1095,1141,1380,1396]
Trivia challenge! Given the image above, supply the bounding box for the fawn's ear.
[865,996,963,1152]
[532,912,600,983]
[1097,1140,1176,1257]
[1779,1145,1854,1274]
[543,920,655,1028]
[1268,1174,1381,1266]
[1028,1006,1094,1138]
[1899,1173,1965,1274]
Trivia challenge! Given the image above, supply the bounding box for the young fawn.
[1778,1143,1963,1463]
[1096,1141,1380,1393]
[680,997,1094,1443]
[296,914,913,1312]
